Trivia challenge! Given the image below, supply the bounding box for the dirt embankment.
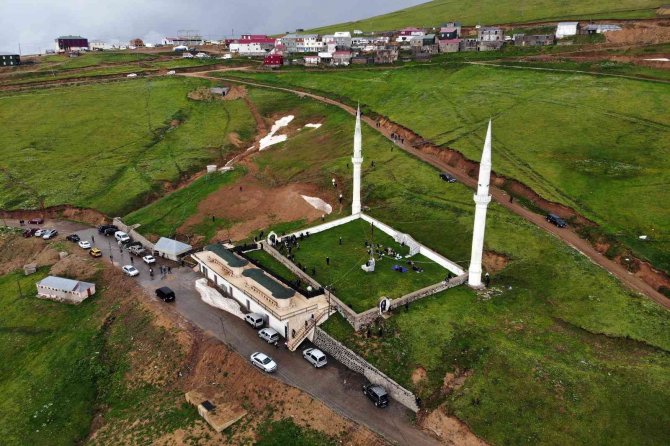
[1,205,109,227]
[375,117,670,298]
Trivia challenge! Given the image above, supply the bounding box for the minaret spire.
[468,120,493,287]
[351,104,363,214]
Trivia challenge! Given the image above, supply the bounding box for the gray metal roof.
[207,244,249,268]
[38,276,94,292]
[154,237,192,256]
[243,268,295,299]
[57,35,86,39]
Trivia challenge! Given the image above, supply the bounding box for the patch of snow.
[301,195,332,214]
[304,123,322,129]
[639,235,648,240]
[644,58,669,62]
[195,278,244,319]
[259,115,294,150]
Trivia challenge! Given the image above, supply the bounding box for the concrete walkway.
[30,223,441,446]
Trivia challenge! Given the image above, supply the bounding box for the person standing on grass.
[326,256,330,265]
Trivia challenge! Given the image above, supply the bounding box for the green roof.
[243,268,295,299]
[206,244,248,268]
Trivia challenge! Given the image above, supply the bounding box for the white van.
[244,313,264,328]
[303,348,327,368]
[114,231,130,243]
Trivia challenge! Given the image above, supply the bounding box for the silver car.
[303,348,327,368]
[250,352,277,373]
[258,328,279,344]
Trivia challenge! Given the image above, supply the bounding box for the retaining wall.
[113,217,155,251]
[313,327,419,412]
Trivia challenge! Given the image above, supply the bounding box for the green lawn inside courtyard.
[283,218,449,312]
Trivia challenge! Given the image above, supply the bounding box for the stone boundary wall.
[389,274,468,310]
[260,241,322,289]
[281,214,358,240]
[113,217,155,251]
[359,213,465,276]
[313,327,419,412]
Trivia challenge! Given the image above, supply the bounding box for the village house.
[0,52,20,66]
[582,23,622,34]
[304,54,320,65]
[374,47,398,64]
[460,38,479,52]
[192,245,329,343]
[277,34,324,53]
[229,35,275,56]
[439,22,462,38]
[332,50,352,66]
[556,22,580,38]
[333,31,353,49]
[36,276,96,304]
[438,39,461,53]
[478,27,504,51]
[263,53,284,68]
[351,55,373,65]
[411,34,438,54]
[396,27,425,43]
[167,35,204,46]
[514,34,555,46]
[55,35,88,51]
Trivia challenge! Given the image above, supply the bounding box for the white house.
[304,55,321,65]
[396,27,425,43]
[556,22,580,38]
[89,40,113,51]
[192,244,329,344]
[229,36,276,56]
[36,276,96,304]
[154,237,192,261]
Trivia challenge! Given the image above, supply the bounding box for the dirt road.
[180,71,670,311]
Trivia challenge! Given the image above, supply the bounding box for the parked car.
[66,234,80,242]
[34,229,44,237]
[250,352,277,373]
[127,73,137,78]
[28,228,40,236]
[22,229,33,238]
[166,70,176,75]
[42,229,58,240]
[155,286,175,302]
[103,226,119,236]
[29,217,44,224]
[546,213,568,228]
[78,240,91,249]
[362,383,389,408]
[89,248,102,258]
[142,255,156,264]
[258,328,279,344]
[122,265,139,277]
[114,231,130,243]
[129,245,145,256]
[439,172,457,183]
[303,348,328,368]
[244,313,264,328]
[98,224,117,234]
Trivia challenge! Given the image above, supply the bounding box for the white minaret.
[351,105,363,215]
[468,120,493,287]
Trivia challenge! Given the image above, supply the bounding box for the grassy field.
[308,0,661,33]
[0,268,197,446]
[224,65,670,274]
[280,219,448,312]
[192,89,670,444]
[0,77,256,216]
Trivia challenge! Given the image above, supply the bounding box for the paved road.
[183,72,670,311]
[12,220,439,446]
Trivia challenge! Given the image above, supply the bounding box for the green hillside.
[309,0,661,33]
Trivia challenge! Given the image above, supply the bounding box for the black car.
[546,213,568,228]
[103,226,119,236]
[439,172,457,183]
[362,384,389,408]
[98,224,116,234]
[66,234,80,242]
[155,287,176,303]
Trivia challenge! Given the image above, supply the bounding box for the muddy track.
[186,71,670,310]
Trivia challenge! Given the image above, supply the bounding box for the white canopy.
[154,237,192,257]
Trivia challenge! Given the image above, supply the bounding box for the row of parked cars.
[23,227,58,239]
[244,312,389,407]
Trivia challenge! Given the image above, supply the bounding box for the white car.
[250,352,277,373]
[34,229,44,237]
[126,73,137,78]
[142,255,156,264]
[258,328,279,344]
[122,265,139,277]
[114,231,130,243]
[78,240,91,249]
[303,348,328,368]
[166,70,176,75]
